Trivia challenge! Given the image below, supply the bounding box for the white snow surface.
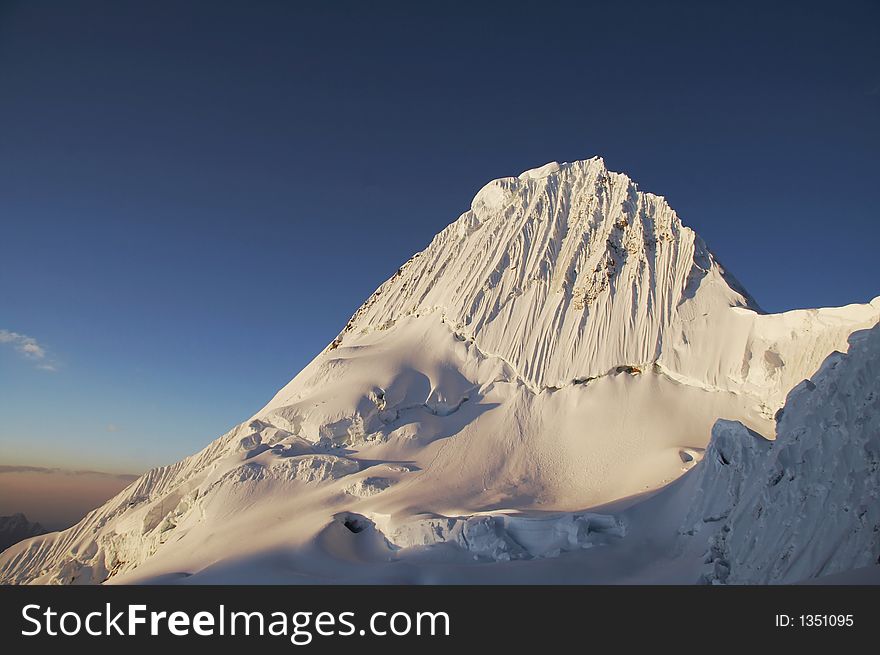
[1,157,877,585]
[682,323,880,583]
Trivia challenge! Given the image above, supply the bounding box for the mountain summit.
[327,157,755,389]
[2,158,877,584]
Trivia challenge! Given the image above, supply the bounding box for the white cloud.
[20,341,46,358]
[0,330,56,371]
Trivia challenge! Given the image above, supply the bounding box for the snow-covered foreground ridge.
[2,157,878,584]
[680,324,880,583]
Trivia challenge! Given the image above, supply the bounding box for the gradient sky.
[1,1,878,474]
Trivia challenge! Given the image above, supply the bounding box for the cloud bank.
[0,465,138,482]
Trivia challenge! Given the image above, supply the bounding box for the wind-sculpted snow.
[686,324,880,584]
[273,158,879,415]
[1,158,877,585]
[326,158,754,390]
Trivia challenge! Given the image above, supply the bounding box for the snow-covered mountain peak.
[2,158,877,586]
[517,160,564,180]
[331,157,753,389]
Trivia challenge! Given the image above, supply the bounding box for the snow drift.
[1,157,877,584]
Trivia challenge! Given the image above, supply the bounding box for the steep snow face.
[316,157,754,391]
[1,158,877,585]
[266,157,878,418]
[683,324,880,584]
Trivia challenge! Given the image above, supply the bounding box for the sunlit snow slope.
[2,157,877,584]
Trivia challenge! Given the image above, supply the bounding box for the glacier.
[2,157,877,584]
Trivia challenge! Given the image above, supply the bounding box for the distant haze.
[0,466,138,531]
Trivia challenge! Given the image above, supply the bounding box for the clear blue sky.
[1,1,878,473]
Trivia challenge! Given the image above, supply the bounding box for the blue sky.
[1,1,878,473]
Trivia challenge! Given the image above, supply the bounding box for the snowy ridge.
[268,158,878,416]
[684,324,880,583]
[1,158,877,585]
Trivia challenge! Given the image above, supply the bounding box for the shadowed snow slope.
[1,157,877,584]
[682,324,880,583]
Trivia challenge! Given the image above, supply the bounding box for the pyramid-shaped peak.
[334,156,756,387]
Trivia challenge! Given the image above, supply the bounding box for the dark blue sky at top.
[1,0,878,471]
